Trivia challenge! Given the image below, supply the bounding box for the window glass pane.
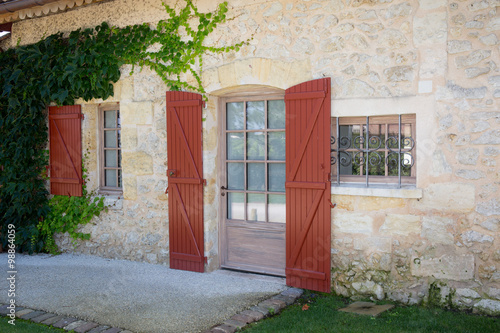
[227,102,244,130]
[228,192,244,220]
[105,150,117,167]
[268,100,285,129]
[227,133,244,160]
[118,150,121,168]
[104,130,117,148]
[105,169,117,187]
[104,110,116,128]
[268,194,286,223]
[268,132,285,160]
[247,163,265,191]
[118,169,122,188]
[227,163,244,190]
[247,193,265,222]
[268,163,285,192]
[247,132,265,160]
[246,101,265,130]
[117,129,121,148]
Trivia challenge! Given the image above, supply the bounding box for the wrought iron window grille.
[331,115,415,188]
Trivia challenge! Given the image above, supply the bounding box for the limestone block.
[413,13,447,46]
[121,102,153,125]
[119,77,134,102]
[123,176,137,201]
[411,254,474,280]
[474,299,500,316]
[263,2,283,17]
[421,216,454,245]
[481,217,500,232]
[333,212,374,234]
[385,2,412,19]
[319,37,345,52]
[465,67,491,78]
[419,0,446,10]
[351,280,385,300]
[461,230,494,247]
[472,130,500,144]
[456,169,485,180]
[218,64,237,88]
[416,183,475,213]
[341,79,375,98]
[380,214,421,236]
[293,37,315,55]
[384,66,414,82]
[479,33,499,46]
[268,61,292,89]
[357,197,407,211]
[380,29,409,49]
[437,81,487,100]
[353,237,392,253]
[122,151,153,176]
[456,288,481,299]
[476,198,500,216]
[456,148,480,165]
[121,126,138,150]
[455,50,492,69]
[488,75,500,87]
[447,40,472,54]
[486,17,500,31]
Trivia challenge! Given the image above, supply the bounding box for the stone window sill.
[99,194,123,210]
[331,184,423,199]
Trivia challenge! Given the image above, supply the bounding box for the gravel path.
[0,253,287,333]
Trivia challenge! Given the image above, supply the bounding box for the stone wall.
[5,0,500,314]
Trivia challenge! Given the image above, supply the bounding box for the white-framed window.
[331,114,416,188]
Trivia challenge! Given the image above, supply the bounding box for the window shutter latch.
[328,199,336,209]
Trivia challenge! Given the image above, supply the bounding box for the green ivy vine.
[0,0,246,252]
[34,154,107,254]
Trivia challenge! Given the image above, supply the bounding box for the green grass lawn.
[0,317,70,333]
[243,292,500,333]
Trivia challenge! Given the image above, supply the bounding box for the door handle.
[221,186,227,196]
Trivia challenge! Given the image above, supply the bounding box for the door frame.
[217,86,286,275]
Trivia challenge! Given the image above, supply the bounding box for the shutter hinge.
[328,199,336,209]
[204,256,208,264]
[79,114,84,120]
[165,186,169,194]
[202,179,207,186]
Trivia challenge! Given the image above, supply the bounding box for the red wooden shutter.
[285,78,332,293]
[166,91,205,273]
[49,105,83,197]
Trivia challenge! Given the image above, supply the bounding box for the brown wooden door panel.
[166,91,205,273]
[225,225,285,276]
[48,105,83,197]
[285,78,332,293]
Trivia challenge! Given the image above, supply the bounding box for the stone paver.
[102,327,123,333]
[87,325,110,333]
[15,308,34,318]
[338,301,395,317]
[211,324,237,333]
[21,310,46,320]
[41,314,66,325]
[64,320,89,331]
[53,317,79,328]
[31,312,58,323]
[74,322,100,333]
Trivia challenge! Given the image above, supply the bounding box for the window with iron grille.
[331,115,416,188]
[99,103,122,193]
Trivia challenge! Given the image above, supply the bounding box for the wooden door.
[220,94,286,276]
[285,78,332,293]
[48,105,83,197]
[166,91,205,273]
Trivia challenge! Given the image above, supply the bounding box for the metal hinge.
[328,199,336,209]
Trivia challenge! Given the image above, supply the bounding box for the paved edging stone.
[204,287,304,333]
[0,288,302,333]
[0,303,131,333]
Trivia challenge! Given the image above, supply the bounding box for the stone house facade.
[1,0,499,313]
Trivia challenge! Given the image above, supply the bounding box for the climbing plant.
[0,0,246,252]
